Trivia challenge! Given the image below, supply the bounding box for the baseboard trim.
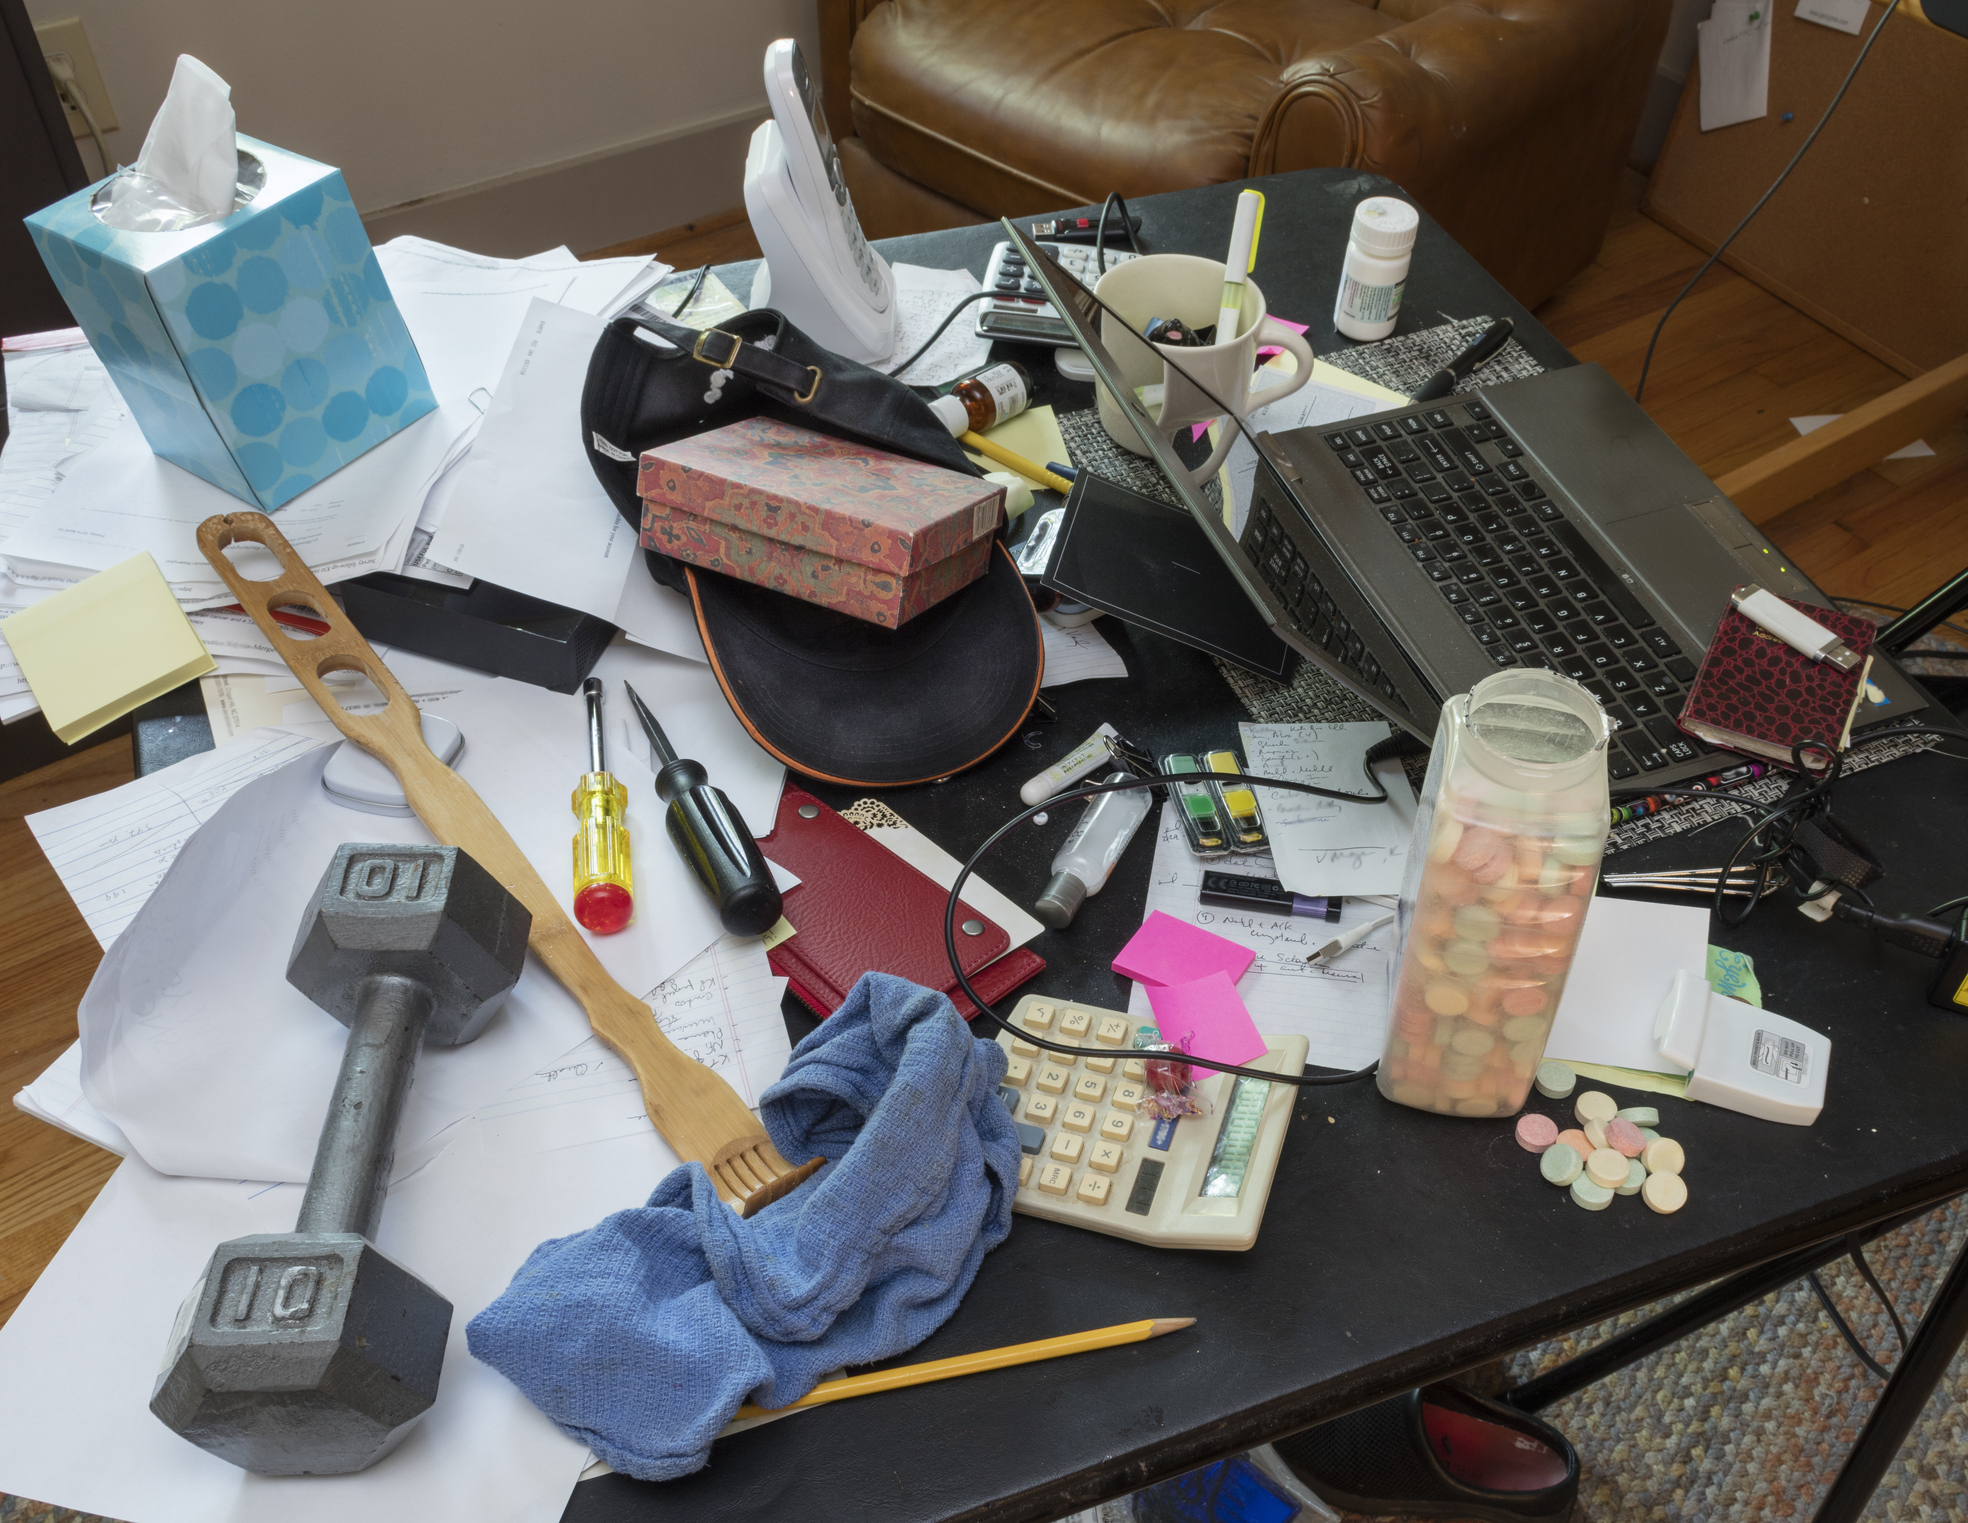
[361,105,768,258]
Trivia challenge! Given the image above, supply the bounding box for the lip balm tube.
[1019,723,1120,806]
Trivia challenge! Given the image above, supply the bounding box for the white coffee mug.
[1091,253,1314,486]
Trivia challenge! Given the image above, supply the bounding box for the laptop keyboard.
[1248,397,1722,783]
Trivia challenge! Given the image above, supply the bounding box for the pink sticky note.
[1145,972,1267,1066]
[1112,911,1255,987]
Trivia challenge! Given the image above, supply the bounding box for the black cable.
[1634,0,1896,403]
[670,264,711,320]
[1849,1241,1910,1353]
[942,764,1395,1087]
[1809,1268,1895,1381]
[1093,191,1140,279]
[884,291,998,380]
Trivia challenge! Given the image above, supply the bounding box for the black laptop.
[1005,220,1924,787]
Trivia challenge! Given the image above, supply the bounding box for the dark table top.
[566,170,1968,1523]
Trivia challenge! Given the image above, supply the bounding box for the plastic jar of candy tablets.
[1377,669,1610,1118]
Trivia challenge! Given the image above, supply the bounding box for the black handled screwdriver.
[622,681,784,938]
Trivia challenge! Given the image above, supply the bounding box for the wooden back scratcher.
[198,512,822,1215]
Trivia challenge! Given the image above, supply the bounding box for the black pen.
[1408,317,1513,403]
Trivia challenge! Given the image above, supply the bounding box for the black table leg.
[1502,1206,1938,1415]
[1813,1224,1968,1522]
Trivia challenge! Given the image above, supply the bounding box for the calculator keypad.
[977,241,1141,345]
[994,995,1309,1251]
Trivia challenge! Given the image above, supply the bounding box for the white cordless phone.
[743,39,896,364]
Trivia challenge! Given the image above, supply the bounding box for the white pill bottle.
[1377,669,1611,1118]
[1333,197,1419,342]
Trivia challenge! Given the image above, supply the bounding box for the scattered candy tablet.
[1585,1148,1629,1189]
[1540,1144,1584,1186]
[1516,1114,1560,1153]
[1574,1091,1618,1126]
[1571,1176,1614,1211]
[1640,1127,1661,1144]
[1642,1171,1688,1214]
[1534,1060,1576,1099]
[1617,1158,1647,1195]
[1555,1128,1592,1158]
[1606,1118,1647,1158]
[1642,1138,1685,1176]
[1616,1107,1660,1127]
[1582,1118,1608,1151]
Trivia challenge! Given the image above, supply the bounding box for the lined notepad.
[3,552,215,742]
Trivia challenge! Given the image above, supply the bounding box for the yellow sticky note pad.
[4,552,215,744]
[759,916,797,951]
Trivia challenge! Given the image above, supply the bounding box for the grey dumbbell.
[150,842,530,1476]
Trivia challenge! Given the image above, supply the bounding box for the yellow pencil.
[730,1316,1195,1422]
[962,430,1076,495]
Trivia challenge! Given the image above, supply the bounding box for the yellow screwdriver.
[571,677,634,934]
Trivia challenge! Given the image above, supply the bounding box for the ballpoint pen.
[1408,317,1514,403]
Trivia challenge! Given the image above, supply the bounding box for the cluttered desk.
[4,40,1968,1523]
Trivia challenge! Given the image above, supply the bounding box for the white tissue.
[97,56,239,232]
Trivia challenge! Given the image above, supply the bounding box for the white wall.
[25,0,818,244]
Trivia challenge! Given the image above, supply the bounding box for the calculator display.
[1200,1075,1270,1198]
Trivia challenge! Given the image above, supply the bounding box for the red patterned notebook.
[1677,592,1877,763]
[758,785,1044,1020]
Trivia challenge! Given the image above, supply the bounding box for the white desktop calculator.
[993,995,1307,1250]
[976,241,1140,346]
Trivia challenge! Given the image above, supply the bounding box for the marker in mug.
[1020,723,1122,806]
[1216,189,1265,343]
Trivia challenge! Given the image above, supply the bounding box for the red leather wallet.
[758,785,1044,1019]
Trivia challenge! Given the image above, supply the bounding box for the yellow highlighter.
[572,677,634,934]
[1205,749,1268,852]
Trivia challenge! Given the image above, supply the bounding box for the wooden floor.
[3,174,1963,1340]
[1538,171,1968,616]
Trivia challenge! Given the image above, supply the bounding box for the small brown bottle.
[929,360,1033,436]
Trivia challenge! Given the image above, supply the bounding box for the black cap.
[580,311,1044,787]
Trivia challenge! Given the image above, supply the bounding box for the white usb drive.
[1731,585,1861,671]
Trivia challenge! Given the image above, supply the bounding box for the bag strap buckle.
[792,366,822,405]
[692,328,742,369]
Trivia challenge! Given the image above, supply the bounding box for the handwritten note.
[472,935,791,1155]
[887,264,993,386]
[25,727,331,948]
[1238,721,1417,896]
[1040,618,1128,687]
[1123,801,1394,1070]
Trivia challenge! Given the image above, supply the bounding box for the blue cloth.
[466,972,1020,1480]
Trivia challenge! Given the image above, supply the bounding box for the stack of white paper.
[0,241,669,723]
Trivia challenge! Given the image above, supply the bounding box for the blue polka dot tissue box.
[24,137,435,512]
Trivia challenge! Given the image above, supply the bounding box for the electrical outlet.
[34,16,118,141]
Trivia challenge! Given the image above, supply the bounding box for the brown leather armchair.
[819,0,1668,309]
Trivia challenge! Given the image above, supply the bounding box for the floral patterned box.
[640,499,994,626]
[636,416,1002,595]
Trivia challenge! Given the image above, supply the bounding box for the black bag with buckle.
[579,305,1045,790]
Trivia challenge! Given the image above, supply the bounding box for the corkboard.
[1645,5,1968,377]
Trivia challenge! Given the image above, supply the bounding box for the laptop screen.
[999,221,1275,613]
